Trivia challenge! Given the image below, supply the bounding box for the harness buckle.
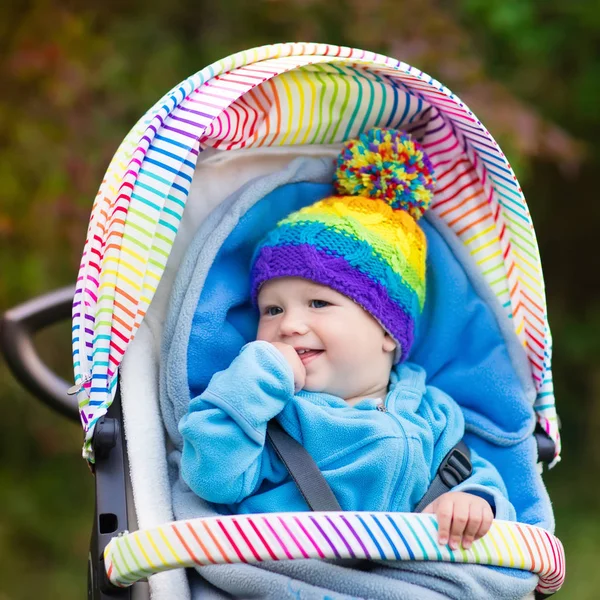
[438,446,472,487]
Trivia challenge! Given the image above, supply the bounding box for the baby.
[179,128,515,552]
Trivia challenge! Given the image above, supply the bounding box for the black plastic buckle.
[438,447,472,488]
[534,423,556,464]
[93,416,119,459]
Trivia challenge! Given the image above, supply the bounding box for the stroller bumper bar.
[103,511,565,596]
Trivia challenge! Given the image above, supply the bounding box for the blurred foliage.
[1,0,599,598]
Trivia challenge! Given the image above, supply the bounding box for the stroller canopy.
[72,42,566,598]
[71,42,560,468]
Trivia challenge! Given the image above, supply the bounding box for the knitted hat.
[250,127,436,363]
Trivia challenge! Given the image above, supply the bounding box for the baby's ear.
[382,333,397,354]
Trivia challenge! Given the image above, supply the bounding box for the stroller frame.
[1,42,565,599]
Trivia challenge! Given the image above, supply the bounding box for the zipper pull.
[67,373,91,395]
[376,403,388,412]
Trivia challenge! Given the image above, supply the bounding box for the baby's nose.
[279,311,310,336]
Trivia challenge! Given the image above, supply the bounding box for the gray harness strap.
[267,420,472,512]
[266,420,342,511]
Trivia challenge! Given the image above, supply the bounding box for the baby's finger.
[474,504,494,540]
[294,373,305,393]
[293,362,307,393]
[461,504,482,550]
[435,497,453,546]
[449,500,469,550]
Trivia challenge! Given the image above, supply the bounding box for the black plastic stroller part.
[534,424,556,464]
[88,386,132,598]
[414,440,472,512]
[0,285,79,421]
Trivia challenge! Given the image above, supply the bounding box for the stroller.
[1,43,564,599]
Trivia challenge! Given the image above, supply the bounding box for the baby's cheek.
[329,351,364,388]
[256,321,273,342]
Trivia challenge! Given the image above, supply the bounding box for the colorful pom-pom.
[334,128,436,220]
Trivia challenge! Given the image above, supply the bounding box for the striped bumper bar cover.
[104,512,564,595]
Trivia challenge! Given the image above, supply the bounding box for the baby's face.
[257,277,396,401]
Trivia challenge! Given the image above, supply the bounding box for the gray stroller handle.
[0,285,79,422]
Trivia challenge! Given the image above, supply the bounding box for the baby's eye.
[264,306,283,316]
[310,299,330,309]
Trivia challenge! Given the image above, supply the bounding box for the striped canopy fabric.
[72,42,560,465]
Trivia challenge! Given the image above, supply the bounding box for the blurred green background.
[1,0,599,598]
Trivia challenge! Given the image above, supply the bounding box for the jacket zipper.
[381,391,409,511]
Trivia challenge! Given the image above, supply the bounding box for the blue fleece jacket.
[179,341,516,519]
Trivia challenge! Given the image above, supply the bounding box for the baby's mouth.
[296,348,324,365]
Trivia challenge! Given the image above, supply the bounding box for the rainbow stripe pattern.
[104,512,565,595]
[72,43,561,463]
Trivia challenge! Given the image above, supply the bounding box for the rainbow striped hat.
[251,127,436,362]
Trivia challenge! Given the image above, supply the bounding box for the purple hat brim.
[251,243,414,362]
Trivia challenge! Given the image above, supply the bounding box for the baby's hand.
[423,491,493,550]
[270,342,306,393]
